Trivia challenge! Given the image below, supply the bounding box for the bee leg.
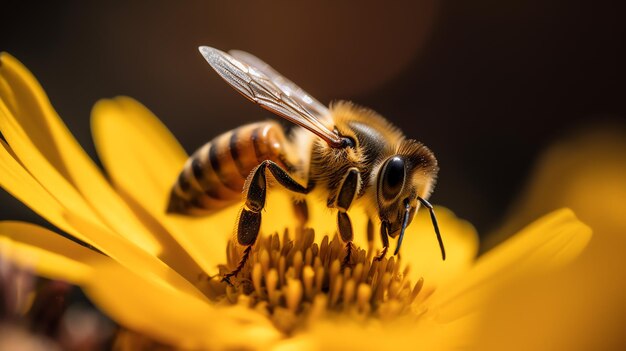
[367,218,375,243]
[222,245,253,285]
[292,199,309,227]
[366,218,375,260]
[338,212,354,267]
[375,222,390,261]
[335,168,361,267]
[221,207,260,283]
[222,160,309,281]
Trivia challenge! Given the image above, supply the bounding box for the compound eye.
[380,156,406,200]
[341,136,356,149]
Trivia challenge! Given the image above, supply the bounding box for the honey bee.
[167,46,445,281]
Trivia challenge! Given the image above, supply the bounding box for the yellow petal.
[0,222,280,349]
[487,126,626,249]
[91,96,187,214]
[429,208,592,323]
[2,219,218,327]
[0,137,199,298]
[274,313,478,351]
[0,215,202,302]
[84,258,281,350]
[477,127,626,350]
[0,100,111,228]
[0,139,92,243]
[91,97,232,276]
[63,210,207,301]
[1,139,204,301]
[400,206,478,290]
[0,221,99,284]
[0,53,160,255]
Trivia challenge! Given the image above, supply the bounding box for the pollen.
[198,229,427,334]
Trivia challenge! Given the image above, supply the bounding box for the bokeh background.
[1,0,625,241]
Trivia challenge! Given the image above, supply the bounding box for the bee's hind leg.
[222,245,253,285]
[222,160,310,282]
[221,206,259,284]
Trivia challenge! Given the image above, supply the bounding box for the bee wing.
[228,49,331,121]
[199,46,343,148]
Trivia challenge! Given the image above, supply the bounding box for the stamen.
[201,229,426,334]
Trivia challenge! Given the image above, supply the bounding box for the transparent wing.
[228,49,331,120]
[198,46,342,147]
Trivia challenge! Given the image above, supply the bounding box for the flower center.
[198,229,426,334]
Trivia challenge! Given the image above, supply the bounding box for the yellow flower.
[477,126,626,350]
[0,53,592,350]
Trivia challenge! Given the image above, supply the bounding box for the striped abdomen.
[167,121,294,215]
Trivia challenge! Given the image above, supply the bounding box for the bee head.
[376,140,439,255]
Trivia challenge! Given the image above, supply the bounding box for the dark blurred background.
[1,0,625,237]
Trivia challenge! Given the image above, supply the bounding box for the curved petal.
[91,97,236,276]
[0,140,93,243]
[0,221,100,284]
[0,53,160,255]
[477,128,626,350]
[84,259,281,350]
[63,211,207,301]
[428,208,592,323]
[0,222,281,349]
[91,97,187,213]
[0,138,203,299]
[0,100,113,229]
[400,207,478,290]
[272,313,477,351]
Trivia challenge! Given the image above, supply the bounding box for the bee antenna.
[393,200,412,256]
[417,197,446,261]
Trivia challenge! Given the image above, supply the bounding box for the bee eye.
[380,156,406,200]
[341,136,356,149]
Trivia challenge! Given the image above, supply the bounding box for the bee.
[167,46,445,281]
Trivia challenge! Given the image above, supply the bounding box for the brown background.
[1,0,625,237]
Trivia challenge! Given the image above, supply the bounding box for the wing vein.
[199,46,343,148]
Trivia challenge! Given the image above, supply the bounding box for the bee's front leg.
[375,222,390,261]
[334,168,361,268]
[292,199,309,227]
[222,160,309,283]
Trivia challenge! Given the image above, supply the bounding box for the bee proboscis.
[168,47,445,282]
